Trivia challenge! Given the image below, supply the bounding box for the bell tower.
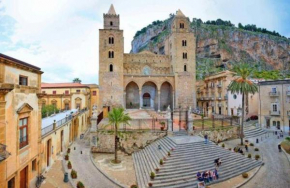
[99,4,124,110]
[167,9,196,109]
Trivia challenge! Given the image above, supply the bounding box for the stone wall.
[197,126,239,143]
[91,131,166,154]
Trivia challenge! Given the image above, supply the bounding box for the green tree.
[73,78,81,83]
[106,108,131,163]
[42,105,59,118]
[228,64,258,145]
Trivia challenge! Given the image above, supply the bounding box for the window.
[182,40,187,46]
[219,107,222,115]
[233,94,237,99]
[109,64,113,72]
[273,104,278,112]
[93,91,97,96]
[272,87,277,93]
[19,118,28,149]
[53,91,56,95]
[8,177,15,188]
[109,37,114,44]
[110,21,113,26]
[32,159,37,171]
[180,23,184,28]
[183,52,187,59]
[108,51,114,58]
[184,65,187,72]
[273,121,276,126]
[65,90,69,95]
[76,90,80,93]
[19,75,28,86]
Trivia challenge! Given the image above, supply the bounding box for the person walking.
[278,144,282,152]
[245,144,248,152]
[204,134,208,144]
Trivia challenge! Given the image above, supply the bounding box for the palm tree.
[228,64,258,145]
[107,108,131,163]
[73,78,81,83]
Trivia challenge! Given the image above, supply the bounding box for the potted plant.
[159,159,164,165]
[242,173,248,178]
[148,183,153,187]
[255,154,260,160]
[248,154,252,158]
[221,143,225,148]
[254,148,259,151]
[160,122,166,131]
[155,168,159,172]
[67,148,71,153]
[65,154,69,160]
[77,181,85,188]
[250,143,254,146]
[168,151,171,156]
[150,172,155,179]
[71,169,77,179]
[67,161,72,169]
[130,185,138,188]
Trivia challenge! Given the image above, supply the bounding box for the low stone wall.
[197,126,239,143]
[91,130,166,154]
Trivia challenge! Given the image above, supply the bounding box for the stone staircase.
[133,137,263,188]
[173,130,188,136]
[243,123,269,138]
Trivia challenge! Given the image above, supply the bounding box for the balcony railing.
[0,144,9,161]
[269,110,280,116]
[287,91,290,96]
[269,91,280,97]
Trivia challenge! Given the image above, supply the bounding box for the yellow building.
[196,71,236,117]
[41,83,99,117]
[0,54,43,188]
[258,80,290,132]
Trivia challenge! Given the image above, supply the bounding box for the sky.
[0,0,289,84]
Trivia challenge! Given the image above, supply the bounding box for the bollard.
[64,172,69,182]
[256,138,259,143]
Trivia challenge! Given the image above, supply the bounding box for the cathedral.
[99,5,196,112]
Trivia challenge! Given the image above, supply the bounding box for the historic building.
[41,83,99,116]
[258,80,290,131]
[99,5,196,112]
[0,54,43,188]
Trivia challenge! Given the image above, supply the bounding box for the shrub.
[65,154,69,161]
[248,154,252,158]
[77,181,85,188]
[250,143,254,146]
[71,169,77,179]
[160,159,164,165]
[150,172,155,179]
[130,185,138,188]
[254,148,259,151]
[148,182,153,187]
[168,151,171,156]
[222,143,225,148]
[255,155,260,160]
[155,168,159,172]
[286,137,290,142]
[242,173,248,178]
[67,161,72,169]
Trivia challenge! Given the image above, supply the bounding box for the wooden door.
[20,166,27,188]
[61,130,63,152]
[47,139,51,167]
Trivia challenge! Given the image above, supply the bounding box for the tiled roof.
[0,53,42,71]
[41,83,90,88]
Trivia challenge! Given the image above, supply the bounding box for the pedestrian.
[245,144,248,152]
[214,168,219,179]
[278,144,282,152]
[280,130,283,138]
[204,134,208,144]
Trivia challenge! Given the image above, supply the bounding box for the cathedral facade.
[99,5,196,112]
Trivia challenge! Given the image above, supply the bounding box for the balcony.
[0,144,9,162]
[287,91,290,96]
[269,110,280,116]
[217,84,222,88]
[269,91,280,97]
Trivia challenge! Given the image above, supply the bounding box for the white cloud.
[0,0,286,84]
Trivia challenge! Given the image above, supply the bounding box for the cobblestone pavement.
[69,138,118,188]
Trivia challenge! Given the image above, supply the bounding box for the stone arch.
[51,99,57,108]
[63,99,70,110]
[75,97,82,109]
[125,81,140,109]
[160,81,173,111]
[141,81,158,110]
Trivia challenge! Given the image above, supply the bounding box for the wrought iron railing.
[269,92,280,97]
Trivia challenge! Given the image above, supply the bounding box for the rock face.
[131,19,290,76]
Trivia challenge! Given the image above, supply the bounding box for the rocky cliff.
[131,17,290,79]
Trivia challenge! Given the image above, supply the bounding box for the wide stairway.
[133,136,263,188]
[243,123,269,138]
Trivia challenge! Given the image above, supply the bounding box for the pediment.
[17,103,33,114]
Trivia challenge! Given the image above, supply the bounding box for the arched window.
[110,21,113,26]
[183,52,187,59]
[109,37,114,44]
[108,51,114,58]
[184,64,187,72]
[182,40,187,46]
[180,23,184,28]
[109,64,113,72]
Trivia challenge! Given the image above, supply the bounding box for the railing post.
[53,120,56,130]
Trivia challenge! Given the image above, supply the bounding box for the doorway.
[8,177,15,188]
[266,119,270,128]
[47,139,51,167]
[277,121,280,129]
[20,166,28,188]
[143,93,151,107]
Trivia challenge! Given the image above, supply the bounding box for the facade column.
[123,92,126,109]
[139,90,142,109]
[158,90,161,112]
[172,91,175,110]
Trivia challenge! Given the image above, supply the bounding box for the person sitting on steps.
[202,171,209,183]
[214,158,222,167]
[196,171,204,181]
